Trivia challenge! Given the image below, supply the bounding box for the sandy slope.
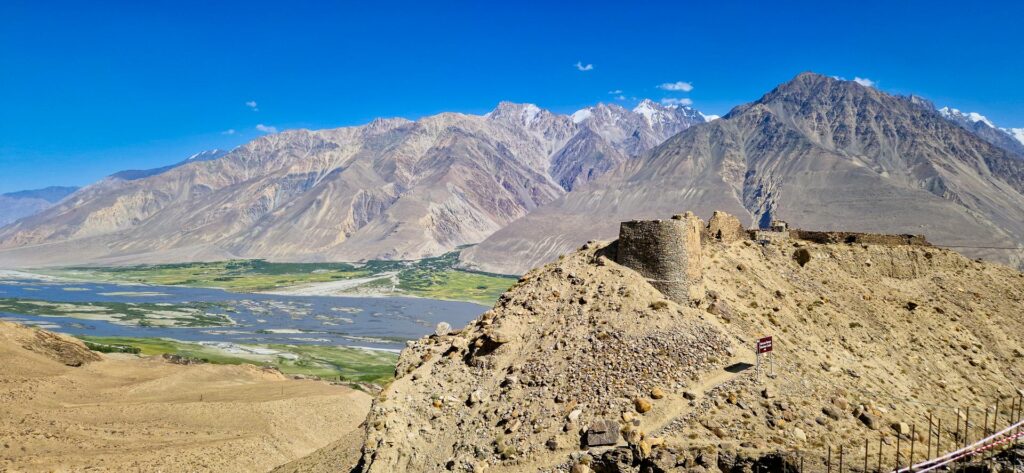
[0,321,372,472]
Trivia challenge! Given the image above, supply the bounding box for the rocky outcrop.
[2,321,101,367]
[355,242,732,472]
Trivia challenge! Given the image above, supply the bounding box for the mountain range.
[1,72,1022,273]
[0,187,78,227]
[0,100,704,266]
[462,73,1024,273]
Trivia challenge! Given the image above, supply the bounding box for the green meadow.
[41,250,515,306]
[78,335,398,384]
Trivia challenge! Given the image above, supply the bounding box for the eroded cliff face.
[357,213,1024,472]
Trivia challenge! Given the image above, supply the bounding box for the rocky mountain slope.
[463,73,1024,274]
[0,186,78,227]
[0,102,702,267]
[352,213,1024,472]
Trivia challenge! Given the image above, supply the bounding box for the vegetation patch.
[0,298,233,327]
[42,249,516,305]
[77,335,398,384]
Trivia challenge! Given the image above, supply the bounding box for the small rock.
[792,427,807,442]
[570,463,592,473]
[651,387,666,399]
[584,419,620,447]
[860,412,880,430]
[434,321,451,337]
[568,409,582,423]
[761,387,775,399]
[683,391,699,400]
[832,397,849,410]
[822,405,844,420]
[892,422,911,436]
[635,398,652,414]
[468,389,486,406]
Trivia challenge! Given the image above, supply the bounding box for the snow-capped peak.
[939,107,994,128]
[632,99,663,122]
[487,102,545,127]
[570,108,593,124]
[1005,128,1024,147]
[700,112,721,122]
[185,149,225,162]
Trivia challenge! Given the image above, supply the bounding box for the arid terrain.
[0,321,371,472]
[351,212,1024,472]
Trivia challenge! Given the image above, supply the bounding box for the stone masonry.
[614,212,704,304]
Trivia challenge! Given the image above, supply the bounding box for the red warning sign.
[757,336,773,354]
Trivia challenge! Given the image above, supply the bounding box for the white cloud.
[658,81,694,92]
[575,61,594,72]
[608,89,623,94]
[853,77,875,87]
[245,100,259,112]
[616,95,626,101]
[255,124,278,133]
[835,75,877,88]
[660,97,693,107]
[221,129,237,135]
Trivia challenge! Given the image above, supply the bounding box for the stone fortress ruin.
[612,210,932,305]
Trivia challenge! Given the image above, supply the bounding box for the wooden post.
[909,424,915,472]
[926,413,933,459]
[1013,393,1021,447]
[896,433,901,470]
[877,435,883,473]
[983,408,990,439]
[827,445,832,473]
[864,437,869,473]
[954,408,961,447]
[839,445,843,473]
[937,417,942,456]
[994,398,1001,433]
[964,407,971,450]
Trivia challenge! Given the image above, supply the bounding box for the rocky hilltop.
[463,73,1024,275]
[354,211,1024,472]
[0,102,702,267]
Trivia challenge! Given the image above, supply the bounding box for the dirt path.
[644,355,755,436]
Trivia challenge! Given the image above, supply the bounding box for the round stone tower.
[615,212,704,304]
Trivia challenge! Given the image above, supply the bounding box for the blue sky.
[1,0,1022,193]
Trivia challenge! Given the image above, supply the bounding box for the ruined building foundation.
[615,212,704,304]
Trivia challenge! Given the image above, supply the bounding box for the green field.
[78,335,398,384]
[41,250,515,305]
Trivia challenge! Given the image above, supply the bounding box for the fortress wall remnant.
[615,212,704,304]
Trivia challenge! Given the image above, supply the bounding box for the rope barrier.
[894,418,1024,472]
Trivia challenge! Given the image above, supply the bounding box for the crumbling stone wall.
[615,212,704,304]
[794,230,930,247]
[704,211,746,244]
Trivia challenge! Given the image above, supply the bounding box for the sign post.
[755,336,775,381]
